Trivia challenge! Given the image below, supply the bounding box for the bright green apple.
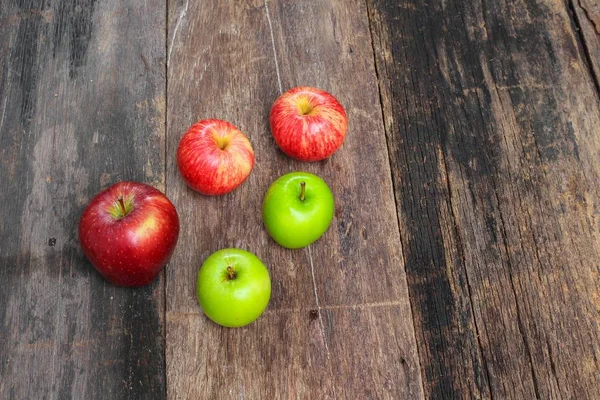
[263,172,334,249]
[197,248,271,327]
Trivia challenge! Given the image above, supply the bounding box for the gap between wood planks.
[163,1,170,400]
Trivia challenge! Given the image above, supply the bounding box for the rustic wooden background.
[1,0,599,398]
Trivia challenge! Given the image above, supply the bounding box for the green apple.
[197,248,271,327]
[263,172,334,249]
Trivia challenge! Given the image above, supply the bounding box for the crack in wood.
[307,245,330,355]
[569,0,600,99]
[439,142,494,400]
[167,300,410,321]
[578,0,600,34]
[167,0,188,68]
[264,0,283,94]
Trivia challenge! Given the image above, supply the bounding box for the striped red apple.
[269,87,348,161]
[177,119,255,195]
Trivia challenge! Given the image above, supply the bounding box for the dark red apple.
[78,181,179,286]
[177,119,255,195]
[269,86,348,161]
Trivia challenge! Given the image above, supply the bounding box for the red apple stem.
[227,266,236,280]
[118,196,126,216]
[300,181,306,201]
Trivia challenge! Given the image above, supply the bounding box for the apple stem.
[118,197,126,216]
[300,181,306,201]
[227,266,236,280]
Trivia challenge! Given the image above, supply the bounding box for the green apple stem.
[300,181,306,201]
[227,266,237,280]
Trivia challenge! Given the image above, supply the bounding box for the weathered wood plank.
[165,0,422,398]
[0,1,166,398]
[368,0,600,398]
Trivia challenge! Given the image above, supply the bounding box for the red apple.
[269,86,348,161]
[78,181,179,286]
[177,119,255,195]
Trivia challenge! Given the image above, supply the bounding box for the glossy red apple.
[177,119,255,195]
[78,181,179,286]
[269,86,348,161]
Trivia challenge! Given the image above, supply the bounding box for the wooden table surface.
[1,0,600,398]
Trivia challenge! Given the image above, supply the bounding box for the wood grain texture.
[165,0,422,398]
[0,0,166,398]
[368,0,600,398]
[571,0,600,85]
